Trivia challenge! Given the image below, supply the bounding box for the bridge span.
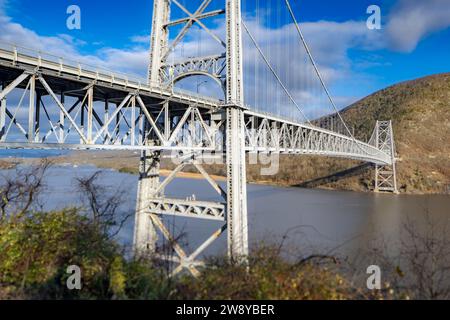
[0,43,392,165]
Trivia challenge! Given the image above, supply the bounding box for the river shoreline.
[0,150,448,196]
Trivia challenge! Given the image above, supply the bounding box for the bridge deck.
[0,43,219,110]
[0,44,392,166]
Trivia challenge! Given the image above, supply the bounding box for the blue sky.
[1,0,450,115]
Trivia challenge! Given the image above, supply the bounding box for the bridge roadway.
[0,43,392,166]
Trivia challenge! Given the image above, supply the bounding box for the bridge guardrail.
[0,41,220,106]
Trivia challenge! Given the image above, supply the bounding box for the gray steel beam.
[0,72,30,101]
[148,0,171,86]
[60,92,65,142]
[0,83,6,141]
[164,9,225,28]
[87,86,94,143]
[224,0,249,259]
[34,91,41,142]
[148,198,226,221]
[134,117,161,255]
[28,75,35,143]
[225,106,248,258]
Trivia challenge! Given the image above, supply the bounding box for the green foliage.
[109,257,126,299]
[0,208,180,300]
[174,247,352,300]
[122,259,174,300]
[0,209,357,300]
[0,207,409,300]
[0,209,121,299]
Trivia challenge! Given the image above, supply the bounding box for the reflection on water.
[0,150,68,158]
[1,165,449,262]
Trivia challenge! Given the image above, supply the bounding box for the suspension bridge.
[0,0,397,276]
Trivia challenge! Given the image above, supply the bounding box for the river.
[1,164,450,265]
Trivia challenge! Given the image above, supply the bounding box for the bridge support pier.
[374,121,398,193]
[225,106,249,258]
[131,103,229,276]
[0,83,6,141]
[133,153,228,277]
[133,118,160,255]
[134,148,160,255]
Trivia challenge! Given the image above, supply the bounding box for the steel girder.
[0,44,394,166]
[0,42,219,108]
[148,198,226,221]
[225,0,248,259]
[161,54,226,86]
[244,111,393,166]
[136,157,227,277]
[0,71,216,152]
[148,0,227,89]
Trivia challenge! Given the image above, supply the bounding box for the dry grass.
[341,73,450,194]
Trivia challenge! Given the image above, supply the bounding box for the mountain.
[247,73,450,194]
[339,73,450,194]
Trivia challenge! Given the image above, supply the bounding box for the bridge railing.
[243,110,393,165]
[0,41,220,106]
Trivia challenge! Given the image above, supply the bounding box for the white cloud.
[0,3,150,79]
[236,17,385,118]
[386,0,450,52]
[130,35,150,44]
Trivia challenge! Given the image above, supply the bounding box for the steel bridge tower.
[134,0,249,268]
[374,121,398,194]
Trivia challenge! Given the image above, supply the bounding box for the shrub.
[174,247,352,300]
[0,209,121,299]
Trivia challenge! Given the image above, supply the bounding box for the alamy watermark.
[170,150,280,176]
[67,5,81,30]
[366,265,382,290]
[66,265,82,290]
[367,5,381,30]
[169,128,281,176]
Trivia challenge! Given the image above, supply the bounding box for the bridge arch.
[172,71,226,100]
[172,71,224,88]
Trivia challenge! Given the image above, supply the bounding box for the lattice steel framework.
[0,0,399,277]
[149,0,228,91]
[136,0,249,275]
[372,121,398,193]
[0,71,216,152]
[244,111,392,165]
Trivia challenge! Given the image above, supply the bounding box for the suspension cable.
[241,20,312,125]
[281,0,387,158]
[283,0,355,138]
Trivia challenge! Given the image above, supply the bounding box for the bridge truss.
[0,0,398,277]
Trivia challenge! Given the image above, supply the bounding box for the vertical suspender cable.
[283,0,384,157]
[283,0,355,138]
[242,20,312,125]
